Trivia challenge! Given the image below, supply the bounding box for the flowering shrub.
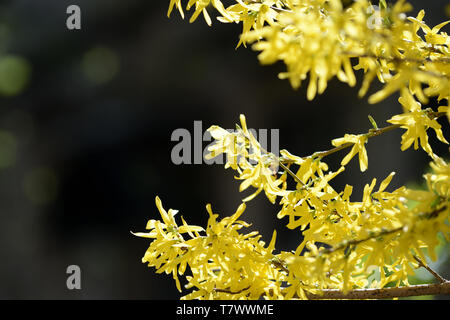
[134,0,450,299]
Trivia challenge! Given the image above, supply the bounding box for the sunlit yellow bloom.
[205,114,287,203]
[408,12,450,45]
[168,0,184,18]
[136,198,286,299]
[387,90,448,156]
[331,134,369,172]
[151,0,450,300]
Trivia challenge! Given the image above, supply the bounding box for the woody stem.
[303,281,450,299]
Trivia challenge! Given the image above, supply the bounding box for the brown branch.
[217,282,450,299]
[281,111,447,162]
[304,281,450,299]
[413,255,447,284]
[342,51,450,65]
[213,286,251,295]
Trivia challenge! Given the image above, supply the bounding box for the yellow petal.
[378,172,396,192]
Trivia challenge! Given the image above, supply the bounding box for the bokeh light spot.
[0,55,31,97]
[81,46,120,86]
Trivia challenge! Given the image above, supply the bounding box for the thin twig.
[214,286,251,295]
[240,130,307,187]
[278,162,306,186]
[413,255,447,284]
[282,111,446,163]
[342,51,450,65]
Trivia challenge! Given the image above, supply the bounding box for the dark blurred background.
[0,0,448,299]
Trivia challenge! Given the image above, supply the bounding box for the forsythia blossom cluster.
[133,197,282,299]
[135,0,450,299]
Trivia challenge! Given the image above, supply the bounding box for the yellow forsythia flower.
[331,134,369,172]
[142,0,450,299]
[388,90,448,156]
